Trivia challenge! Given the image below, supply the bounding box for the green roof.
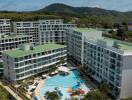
[3,44,66,58]
[98,37,132,51]
[73,28,98,33]
[0,35,30,40]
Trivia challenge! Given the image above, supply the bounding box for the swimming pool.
[40,70,91,99]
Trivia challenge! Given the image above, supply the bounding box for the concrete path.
[34,79,45,100]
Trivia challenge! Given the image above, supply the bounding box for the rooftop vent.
[113,41,120,49]
[19,43,34,51]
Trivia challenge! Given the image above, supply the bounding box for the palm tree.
[60,57,65,66]
[45,91,59,100]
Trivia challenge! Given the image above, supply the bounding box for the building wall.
[0,35,33,60]
[13,21,39,42]
[14,19,76,44]
[66,29,82,64]
[120,55,132,98]
[38,20,76,44]
[128,25,132,31]
[66,29,102,64]
[3,46,67,81]
[83,40,122,89]
[0,19,11,34]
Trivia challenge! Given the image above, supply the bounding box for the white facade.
[13,21,39,42]
[13,19,76,43]
[38,19,76,44]
[66,28,102,64]
[2,44,67,81]
[0,34,33,60]
[0,19,11,34]
[66,28,132,98]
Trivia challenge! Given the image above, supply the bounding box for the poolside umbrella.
[55,70,58,73]
[33,96,38,100]
[32,86,36,89]
[42,74,47,78]
[58,66,69,73]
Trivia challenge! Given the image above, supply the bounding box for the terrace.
[99,37,132,51]
[3,43,66,58]
[73,28,99,33]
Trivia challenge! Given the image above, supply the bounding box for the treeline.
[0,12,62,21]
[0,12,127,28]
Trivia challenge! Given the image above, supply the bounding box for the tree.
[113,23,121,28]
[0,86,9,100]
[45,91,59,100]
[49,64,57,73]
[99,81,111,95]
[60,57,65,65]
[82,90,107,100]
[117,26,126,40]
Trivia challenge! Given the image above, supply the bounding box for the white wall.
[120,55,132,98]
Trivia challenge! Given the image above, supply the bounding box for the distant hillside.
[37,3,119,16]
[0,3,132,27]
[36,3,132,21]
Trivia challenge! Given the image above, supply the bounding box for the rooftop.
[3,43,66,58]
[98,37,132,51]
[73,28,98,33]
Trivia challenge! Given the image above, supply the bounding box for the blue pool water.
[40,70,91,99]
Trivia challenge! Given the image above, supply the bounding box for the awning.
[58,66,69,73]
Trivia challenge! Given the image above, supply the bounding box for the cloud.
[90,5,101,8]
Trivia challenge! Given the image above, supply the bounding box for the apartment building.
[13,21,39,42]
[83,38,132,98]
[0,19,12,34]
[38,19,76,44]
[0,34,32,75]
[66,28,132,98]
[0,34,33,60]
[14,19,76,43]
[2,43,67,81]
[66,28,102,64]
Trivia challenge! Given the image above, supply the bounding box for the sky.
[0,0,132,12]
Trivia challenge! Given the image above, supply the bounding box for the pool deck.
[34,78,45,100]
[34,63,95,100]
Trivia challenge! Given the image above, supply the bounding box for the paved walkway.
[0,82,23,100]
[34,79,45,100]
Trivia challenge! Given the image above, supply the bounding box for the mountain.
[38,3,129,16]
[36,3,132,21]
[0,3,132,23]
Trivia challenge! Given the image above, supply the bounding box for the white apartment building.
[66,28,132,98]
[13,21,39,42]
[13,19,76,43]
[2,43,67,81]
[0,34,32,74]
[66,28,102,64]
[0,19,12,34]
[0,34,33,60]
[38,19,76,44]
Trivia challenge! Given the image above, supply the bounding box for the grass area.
[0,85,16,100]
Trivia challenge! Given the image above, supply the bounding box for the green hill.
[0,3,132,27]
[36,3,132,21]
